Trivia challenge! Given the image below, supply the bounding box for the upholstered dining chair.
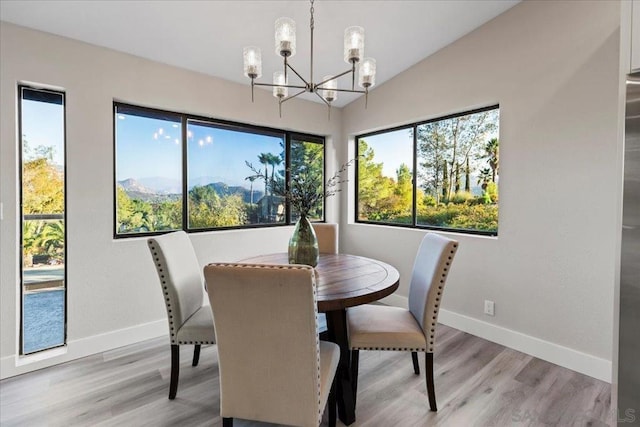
[147,231,216,400]
[347,233,458,411]
[311,222,338,336]
[312,222,339,254]
[204,263,340,427]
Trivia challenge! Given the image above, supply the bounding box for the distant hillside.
[118,178,263,204]
[137,176,181,194]
[118,178,155,194]
[203,182,263,204]
[117,178,179,202]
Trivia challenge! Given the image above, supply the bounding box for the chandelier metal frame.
[243,0,376,118]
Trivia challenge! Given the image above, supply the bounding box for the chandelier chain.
[310,0,315,30]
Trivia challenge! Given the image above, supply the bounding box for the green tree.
[416,123,446,204]
[188,185,247,228]
[477,168,492,191]
[153,199,182,230]
[22,151,64,215]
[289,141,324,219]
[483,137,499,183]
[417,109,498,201]
[464,157,471,193]
[394,163,413,216]
[244,175,260,204]
[357,140,397,220]
[257,153,270,196]
[441,161,449,202]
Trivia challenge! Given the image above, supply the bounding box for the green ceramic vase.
[288,215,319,267]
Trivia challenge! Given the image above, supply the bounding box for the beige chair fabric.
[347,233,458,411]
[204,263,340,427]
[312,223,339,254]
[311,222,338,335]
[147,231,216,399]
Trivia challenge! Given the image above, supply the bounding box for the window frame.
[355,104,500,237]
[18,84,68,355]
[113,102,326,238]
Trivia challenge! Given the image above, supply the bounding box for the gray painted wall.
[341,0,621,380]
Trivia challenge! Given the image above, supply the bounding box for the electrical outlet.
[484,300,495,316]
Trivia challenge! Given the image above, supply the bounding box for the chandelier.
[243,0,377,118]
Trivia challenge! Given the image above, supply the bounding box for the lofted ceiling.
[0,0,520,107]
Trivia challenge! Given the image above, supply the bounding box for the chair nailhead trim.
[425,241,458,352]
[209,263,323,422]
[150,239,184,344]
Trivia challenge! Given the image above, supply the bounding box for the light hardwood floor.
[0,324,612,426]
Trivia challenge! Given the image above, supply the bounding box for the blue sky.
[22,100,65,166]
[361,128,414,178]
[116,114,182,183]
[187,123,283,187]
[116,113,283,189]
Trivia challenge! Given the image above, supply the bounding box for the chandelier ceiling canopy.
[243,0,377,118]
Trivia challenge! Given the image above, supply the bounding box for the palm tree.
[484,138,499,182]
[258,153,270,196]
[245,175,260,204]
[263,153,282,219]
[38,221,65,257]
[265,153,282,188]
[477,168,492,191]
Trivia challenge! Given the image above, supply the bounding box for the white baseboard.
[381,295,612,383]
[1,319,167,380]
[2,301,613,383]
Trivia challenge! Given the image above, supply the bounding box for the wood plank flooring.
[0,324,612,426]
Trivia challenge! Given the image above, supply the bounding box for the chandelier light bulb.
[243,46,262,79]
[321,75,338,103]
[273,71,288,98]
[344,26,364,64]
[358,57,376,88]
[275,17,296,58]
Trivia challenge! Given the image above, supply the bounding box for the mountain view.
[117,178,264,204]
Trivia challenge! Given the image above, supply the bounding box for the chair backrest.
[204,263,322,427]
[147,231,205,344]
[312,222,339,254]
[408,233,458,353]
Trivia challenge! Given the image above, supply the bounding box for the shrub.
[417,203,498,232]
[450,191,474,204]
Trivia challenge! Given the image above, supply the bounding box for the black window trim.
[355,104,500,237]
[18,84,68,355]
[113,101,326,239]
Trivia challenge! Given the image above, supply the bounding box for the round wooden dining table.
[241,252,400,425]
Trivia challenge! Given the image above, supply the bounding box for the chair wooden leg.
[328,375,337,427]
[222,417,233,427]
[426,352,437,411]
[411,351,420,375]
[169,344,179,400]
[192,344,201,366]
[350,349,360,407]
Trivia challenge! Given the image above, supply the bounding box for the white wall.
[341,0,622,382]
[0,22,341,378]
